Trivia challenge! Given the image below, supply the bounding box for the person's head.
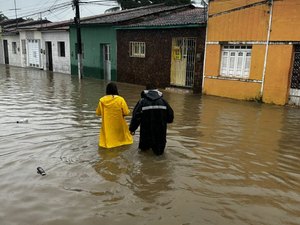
[106,82,119,95]
[145,83,157,90]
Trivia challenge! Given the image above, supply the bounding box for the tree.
[116,0,192,10]
[0,12,8,22]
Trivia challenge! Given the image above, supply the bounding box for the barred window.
[129,42,145,58]
[220,45,252,78]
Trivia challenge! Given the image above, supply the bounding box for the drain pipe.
[202,0,209,91]
[260,0,274,97]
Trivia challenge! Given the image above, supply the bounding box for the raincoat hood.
[142,89,163,101]
[100,95,120,106]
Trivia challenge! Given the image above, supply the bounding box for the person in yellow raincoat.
[96,82,133,148]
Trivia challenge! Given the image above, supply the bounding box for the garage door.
[28,39,41,68]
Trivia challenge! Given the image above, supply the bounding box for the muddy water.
[0,65,299,225]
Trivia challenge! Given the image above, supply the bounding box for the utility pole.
[9,0,21,29]
[73,0,83,79]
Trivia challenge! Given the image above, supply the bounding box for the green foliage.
[116,0,191,10]
[0,12,8,22]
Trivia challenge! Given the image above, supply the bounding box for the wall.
[263,45,293,105]
[2,34,22,67]
[117,27,206,90]
[204,0,300,105]
[271,0,300,41]
[0,34,3,64]
[42,31,71,74]
[207,2,269,42]
[19,31,43,69]
[70,25,117,80]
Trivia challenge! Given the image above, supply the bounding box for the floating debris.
[37,167,46,176]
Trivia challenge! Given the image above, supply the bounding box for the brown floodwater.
[0,65,299,225]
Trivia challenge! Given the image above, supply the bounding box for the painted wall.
[42,31,71,74]
[0,34,3,64]
[70,25,117,80]
[117,27,206,91]
[207,2,269,42]
[204,0,300,105]
[263,45,293,105]
[2,34,22,67]
[271,0,300,41]
[19,31,43,69]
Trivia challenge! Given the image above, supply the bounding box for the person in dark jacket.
[129,84,174,155]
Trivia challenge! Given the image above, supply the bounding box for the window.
[12,42,17,54]
[130,42,145,58]
[220,45,252,78]
[58,41,65,57]
[21,40,26,54]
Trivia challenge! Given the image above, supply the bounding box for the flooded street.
[0,65,300,225]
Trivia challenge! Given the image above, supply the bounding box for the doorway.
[3,40,9,64]
[101,44,111,80]
[170,37,196,87]
[45,41,53,71]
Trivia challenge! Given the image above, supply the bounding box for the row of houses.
[0,4,206,92]
[1,0,300,106]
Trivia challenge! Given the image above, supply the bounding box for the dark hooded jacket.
[129,89,174,155]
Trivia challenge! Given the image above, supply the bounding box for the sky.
[0,0,205,22]
[0,0,118,22]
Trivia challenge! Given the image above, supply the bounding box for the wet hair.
[145,83,157,90]
[106,82,119,95]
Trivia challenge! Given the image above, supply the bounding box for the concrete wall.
[2,34,22,67]
[69,25,117,80]
[42,31,71,74]
[117,27,206,90]
[203,0,300,105]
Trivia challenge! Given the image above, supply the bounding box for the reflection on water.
[0,65,299,225]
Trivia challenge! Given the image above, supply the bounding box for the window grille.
[129,42,145,58]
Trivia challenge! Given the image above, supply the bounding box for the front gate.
[170,37,196,87]
[289,45,300,106]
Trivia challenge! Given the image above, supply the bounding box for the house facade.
[69,4,196,81]
[41,25,71,74]
[203,0,300,105]
[1,31,21,67]
[116,8,206,91]
[0,19,71,74]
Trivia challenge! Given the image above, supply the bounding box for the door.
[170,37,196,87]
[45,42,53,71]
[289,45,300,106]
[102,44,111,80]
[3,40,9,64]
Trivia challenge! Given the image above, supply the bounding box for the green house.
[69,4,194,81]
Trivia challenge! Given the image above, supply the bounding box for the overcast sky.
[0,0,118,22]
[0,0,205,22]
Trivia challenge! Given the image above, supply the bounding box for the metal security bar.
[291,45,300,89]
[185,38,196,87]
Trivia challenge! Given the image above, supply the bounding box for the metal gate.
[170,37,196,87]
[289,45,300,106]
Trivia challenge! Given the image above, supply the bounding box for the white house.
[41,23,71,74]
[1,19,71,75]
[1,31,22,67]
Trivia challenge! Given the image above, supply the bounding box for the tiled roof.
[124,7,206,27]
[80,4,193,25]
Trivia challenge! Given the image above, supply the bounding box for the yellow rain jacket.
[96,95,133,148]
